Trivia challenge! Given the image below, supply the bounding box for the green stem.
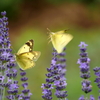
[0,87,3,100]
[12,78,16,100]
[85,94,88,100]
[2,87,5,100]
[0,69,3,100]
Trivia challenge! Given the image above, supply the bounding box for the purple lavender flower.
[42,48,67,100]
[78,42,93,99]
[93,67,100,98]
[54,48,67,99]
[79,95,85,100]
[81,80,92,93]
[93,67,100,86]
[79,94,95,100]
[0,11,20,100]
[20,69,32,100]
[41,50,56,100]
[90,95,95,100]
[98,96,100,100]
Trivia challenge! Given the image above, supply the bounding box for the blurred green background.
[1,0,100,99]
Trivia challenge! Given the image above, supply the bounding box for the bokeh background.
[0,0,100,99]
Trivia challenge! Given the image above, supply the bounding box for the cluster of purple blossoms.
[0,11,32,100]
[93,67,100,89]
[78,95,95,100]
[0,11,19,100]
[41,48,67,100]
[93,67,100,99]
[20,69,32,100]
[77,42,95,100]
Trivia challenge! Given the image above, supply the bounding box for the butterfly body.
[49,30,73,53]
[15,39,41,70]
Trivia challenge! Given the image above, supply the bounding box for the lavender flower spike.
[90,95,95,100]
[78,42,93,99]
[20,68,32,100]
[93,67,100,88]
[54,48,68,99]
[79,95,85,100]
[0,11,20,100]
[93,67,100,98]
[42,48,68,100]
[41,49,56,100]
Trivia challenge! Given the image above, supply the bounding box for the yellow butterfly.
[15,39,41,70]
[48,29,73,53]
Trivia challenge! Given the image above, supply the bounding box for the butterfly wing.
[32,51,41,61]
[50,30,73,53]
[16,51,41,70]
[16,54,35,70]
[17,39,33,55]
[19,51,41,61]
[16,39,41,70]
